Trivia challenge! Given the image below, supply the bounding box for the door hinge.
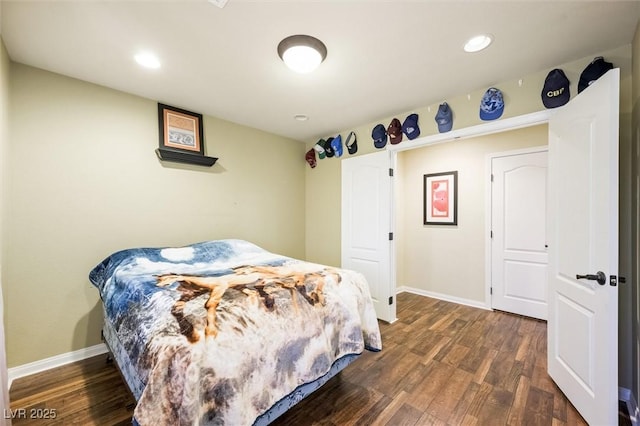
[389,168,394,177]
[389,232,393,240]
[490,287,493,295]
[491,174,494,182]
[490,230,493,238]
[388,296,393,305]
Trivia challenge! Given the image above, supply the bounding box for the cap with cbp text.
[541,68,570,108]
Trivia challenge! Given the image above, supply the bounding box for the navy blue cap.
[402,114,420,140]
[435,102,453,133]
[578,56,613,94]
[479,87,504,121]
[372,124,387,149]
[542,69,570,108]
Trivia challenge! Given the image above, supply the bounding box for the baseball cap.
[305,148,317,168]
[541,69,570,108]
[345,131,358,155]
[331,134,343,157]
[402,113,420,140]
[388,118,403,144]
[479,87,504,121]
[578,56,613,94]
[325,137,335,158]
[435,102,453,133]
[372,124,387,149]
[313,139,326,159]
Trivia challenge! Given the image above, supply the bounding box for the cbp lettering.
[547,87,565,97]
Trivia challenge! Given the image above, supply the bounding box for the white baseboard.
[396,285,491,311]
[620,386,639,426]
[8,343,108,390]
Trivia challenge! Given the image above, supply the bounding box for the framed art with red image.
[423,171,458,225]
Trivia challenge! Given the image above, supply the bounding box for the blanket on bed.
[89,239,382,426]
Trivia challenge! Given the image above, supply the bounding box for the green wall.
[4,63,306,367]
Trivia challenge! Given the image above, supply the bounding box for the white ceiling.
[2,0,640,143]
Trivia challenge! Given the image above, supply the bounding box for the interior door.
[547,68,619,425]
[341,151,395,323]
[491,148,548,320]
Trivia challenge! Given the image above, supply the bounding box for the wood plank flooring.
[9,292,594,425]
[272,292,588,426]
[9,354,135,425]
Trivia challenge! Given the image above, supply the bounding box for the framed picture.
[423,171,458,225]
[158,103,204,155]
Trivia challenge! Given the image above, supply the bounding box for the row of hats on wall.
[305,56,614,169]
[306,84,505,167]
[371,85,504,150]
[304,112,423,168]
[375,56,614,147]
[305,131,359,168]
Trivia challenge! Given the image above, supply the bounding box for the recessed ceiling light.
[134,51,161,69]
[464,34,493,53]
[277,35,327,74]
[294,114,309,121]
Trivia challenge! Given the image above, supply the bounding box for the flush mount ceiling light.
[463,34,493,53]
[277,35,327,74]
[208,0,228,8]
[134,51,161,69]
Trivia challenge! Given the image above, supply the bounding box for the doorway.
[394,124,549,310]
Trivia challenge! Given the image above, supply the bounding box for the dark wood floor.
[9,292,604,425]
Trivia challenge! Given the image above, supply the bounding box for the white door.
[491,148,548,320]
[341,151,395,322]
[547,68,619,425]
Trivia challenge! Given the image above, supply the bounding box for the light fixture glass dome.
[463,34,493,53]
[134,51,161,69]
[278,35,327,74]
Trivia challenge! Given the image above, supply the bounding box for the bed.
[89,239,382,425]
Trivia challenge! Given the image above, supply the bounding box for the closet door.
[342,151,395,322]
[491,148,548,320]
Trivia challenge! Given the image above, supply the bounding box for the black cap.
[345,131,358,154]
[578,57,613,94]
[325,137,335,157]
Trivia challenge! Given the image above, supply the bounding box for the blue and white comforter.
[89,239,382,425]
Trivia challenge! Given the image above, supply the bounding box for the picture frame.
[423,171,458,225]
[158,103,204,155]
